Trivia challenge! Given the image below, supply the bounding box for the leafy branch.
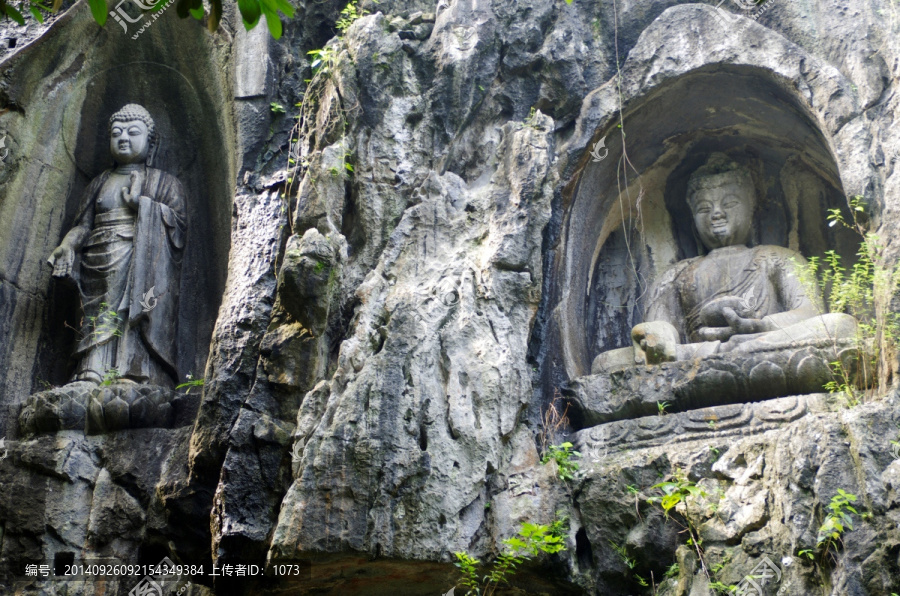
[335,0,365,33]
[0,0,59,25]
[88,302,123,341]
[176,373,205,394]
[100,367,121,386]
[798,195,900,404]
[648,471,712,581]
[453,522,565,596]
[816,489,859,557]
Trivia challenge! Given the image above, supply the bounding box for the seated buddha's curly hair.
[686,153,756,212]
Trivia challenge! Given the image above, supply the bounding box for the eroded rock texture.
[575,400,900,595]
[2,0,900,594]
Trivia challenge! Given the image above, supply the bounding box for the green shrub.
[816,489,860,554]
[336,0,366,32]
[540,442,581,481]
[798,196,900,404]
[453,522,565,596]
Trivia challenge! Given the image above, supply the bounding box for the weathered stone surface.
[181,186,288,569]
[2,0,900,594]
[573,398,900,595]
[0,427,193,594]
[0,3,64,62]
[87,468,146,546]
[270,114,555,560]
[276,229,340,335]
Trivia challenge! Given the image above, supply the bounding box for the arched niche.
[0,8,234,428]
[547,4,877,384]
[49,63,232,384]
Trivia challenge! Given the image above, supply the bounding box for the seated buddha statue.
[596,154,857,372]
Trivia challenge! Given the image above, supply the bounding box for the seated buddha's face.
[689,177,754,250]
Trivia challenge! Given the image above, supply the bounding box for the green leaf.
[271,0,293,18]
[237,0,260,28]
[189,6,203,19]
[87,0,107,25]
[29,5,44,22]
[504,537,526,551]
[651,481,677,492]
[259,0,281,39]
[3,2,25,24]
[660,494,681,512]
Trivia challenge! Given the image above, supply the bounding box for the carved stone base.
[572,393,837,455]
[565,337,858,426]
[18,381,199,436]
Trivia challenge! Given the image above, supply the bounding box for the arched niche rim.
[555,64,860,381]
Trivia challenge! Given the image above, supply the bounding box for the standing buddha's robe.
[66,165,186,386]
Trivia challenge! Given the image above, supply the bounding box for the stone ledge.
[571,393,839,455]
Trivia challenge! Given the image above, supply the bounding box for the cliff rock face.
[1,0,900,594]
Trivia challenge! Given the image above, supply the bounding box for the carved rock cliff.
[1,0,899,594]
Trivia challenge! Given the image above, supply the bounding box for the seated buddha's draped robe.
[644,245,824,344]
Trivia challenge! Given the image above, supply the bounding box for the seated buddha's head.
[686,154,756,250]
